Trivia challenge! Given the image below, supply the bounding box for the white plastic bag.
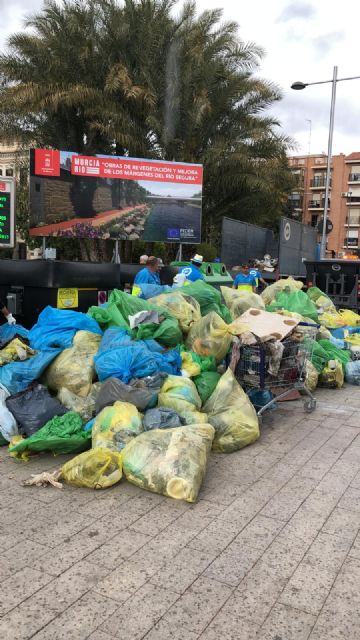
[0,384,18,442]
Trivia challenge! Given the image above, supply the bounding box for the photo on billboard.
[29,149,203,243]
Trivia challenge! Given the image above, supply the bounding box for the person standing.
[232,265,256,292]
[139,254,148,265]
[248,262,267,290]
[179,254,204,283]
[132,256,161,295]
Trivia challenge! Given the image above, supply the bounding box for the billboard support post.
[42,237,46,255]
[178,243,183,261]
[114,239,120,265]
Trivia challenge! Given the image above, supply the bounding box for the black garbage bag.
[6,383,68,437]
[143,407,184,431]
[95,373,167,414]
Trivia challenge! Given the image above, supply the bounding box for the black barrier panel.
[305,260,360,310]
[221,218,275,267]
[279,218,317,276]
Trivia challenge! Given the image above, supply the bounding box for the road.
[0,385,360,639]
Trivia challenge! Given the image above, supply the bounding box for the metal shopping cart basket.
[234,322,318,418]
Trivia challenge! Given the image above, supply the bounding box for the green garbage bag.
[307,287,335,312]
[193,371,221,404]
[180,348,217,377]
[318,339,351,372]
[88,289,182,347]
[311,341,329,374]
[9,412,90,459]
[267,289,318,322]
[170,281,232,322]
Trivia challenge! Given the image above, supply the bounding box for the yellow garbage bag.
[158,375,202,415]
[339,309,360,327]
[304,360,318,392]
[149,292,201,333]
[122,423,215,502]
[319,360,344,389]
[344,333,360,346]
[180,411,208,425]
[261,277,303,305]
[44,331,101,397]
[203,368,260,453]
[9,435,29,461]
[0,338,35,367]
[221,286,265,320]
[318,312,346,329]
[61,448,122,489]
[92,401,143,452]
[57,383,102,423]
[181,352,201,377]
[186,312,248,363]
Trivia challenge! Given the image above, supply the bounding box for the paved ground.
[0,385,360,640]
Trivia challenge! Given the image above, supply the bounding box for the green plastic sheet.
[9,412,90,457]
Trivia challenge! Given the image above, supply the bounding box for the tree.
[0,0,294,258]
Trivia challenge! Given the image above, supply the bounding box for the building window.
[297,158,305,165]
[0,169,2,176]
[347,209,360,225]
[344,229,359,247]
[315,157,326,164]
[5,168,13,177]
[311,215,318,227]
[35,182,41,193]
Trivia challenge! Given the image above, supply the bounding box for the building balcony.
[308,200,330,210]
[345,216,360,226]
[348,173,360,182]
[343,238,359,248]
[347,197,360,204]
[310,178,332,188]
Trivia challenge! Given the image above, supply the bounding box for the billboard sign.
[29,149,203,243]
[0,177,15,249]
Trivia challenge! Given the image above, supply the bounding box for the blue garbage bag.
[0,348,61,395]
[345,361,360,385]
[29,306,102,350]
[0,323,29,345]
[95,341,181,384]
[330,326,360,339]
[97,327,132,354]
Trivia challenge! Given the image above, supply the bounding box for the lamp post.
[291,67,360,259]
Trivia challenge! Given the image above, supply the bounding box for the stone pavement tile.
[342,414,360,428]
[0,594,57,640]
[233,514,284,551]
[199,480,251,506]
[25,512,95,548]
[88,633,116,640]
[202,542,262,587]
[232,563,288,626]
[86,529,152,570]
[199,609,259,640]
[101,582,179,640]
[161,576,233,635]
[256,603,316,640]
[144,620,199,640]
[187,518,241,555]
[309,557,360,640]
[217,480,281,526]
[337,486,360,513]
[76,493,134,519]
[28,530,106,576]
[0,539,51,582]
[189,498,225,518]
[121,492,166,517]
[30,591,118,640]
[255,529,310,581]
[0,533,24,553]
[260,475,317,522]
[0,566,54,616]
[150,546,216,594]
[279,532,352,615]
[129,499,190,537]
[156,511,214,546]
[321,507,360,541]
[80,511,142,545]
[261,461,300,486]
[349,531,360,559]
[350,470,360,489]
[93,555,159,603]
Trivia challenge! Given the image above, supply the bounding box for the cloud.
[311,31,345,57]
[276,2,316,23]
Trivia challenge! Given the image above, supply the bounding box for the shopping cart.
[234,322,318,417]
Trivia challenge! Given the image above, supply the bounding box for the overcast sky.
[2,0,360,156]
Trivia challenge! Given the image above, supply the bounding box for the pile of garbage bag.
[1,278,359,503]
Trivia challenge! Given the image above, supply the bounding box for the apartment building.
[0,142,28,181]
[288,152,360,256]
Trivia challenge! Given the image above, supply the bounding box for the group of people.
[133,254,266,295]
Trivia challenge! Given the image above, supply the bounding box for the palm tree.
[0,0,294,253]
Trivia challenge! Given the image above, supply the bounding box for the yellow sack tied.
[92,401,143,452]
[122,424,215,502]
[339,309,360,327]
[319,360,344,389]
[186,312,249,363]
[318,311,346,329]
[61,448,122,489]
[220,286,265,320]
[44,330,101,397]
[149,292,201,333]
[158,375,202,416]
[0,338,35,367]
[203,368,260,453]
[261,277,303,305]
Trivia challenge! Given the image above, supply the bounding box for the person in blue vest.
[232,264,256,292]
[248,261,267,290]
[179,254,205,282]
[132,256,161,295]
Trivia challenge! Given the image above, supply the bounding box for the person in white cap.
[139,254,148,265]
[179,254,204,282]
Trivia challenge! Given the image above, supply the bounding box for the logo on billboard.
[34,149,60,176]
[283,222,291,242]
[167,228,180,240]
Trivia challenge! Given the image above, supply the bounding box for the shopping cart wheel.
[304,398,316,413]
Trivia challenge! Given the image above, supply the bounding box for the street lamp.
[291,67,360,259]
